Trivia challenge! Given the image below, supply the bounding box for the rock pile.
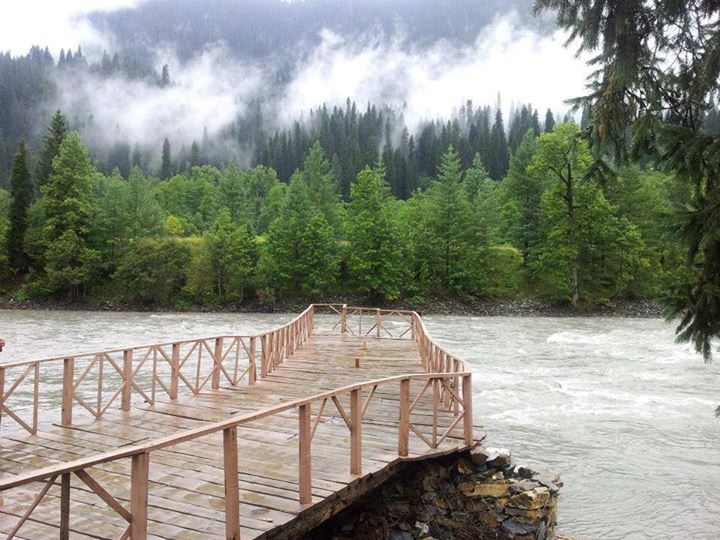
[307,446,563,539]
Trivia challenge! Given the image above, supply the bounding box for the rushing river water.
[0,310,718,539]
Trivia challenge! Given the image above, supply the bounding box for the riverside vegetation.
[0,111,691,312]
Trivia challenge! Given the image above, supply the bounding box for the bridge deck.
[0,307,480,539]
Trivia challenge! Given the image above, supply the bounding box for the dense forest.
[0,107,691,309]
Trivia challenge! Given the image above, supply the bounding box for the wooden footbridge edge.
[0,304,480,540]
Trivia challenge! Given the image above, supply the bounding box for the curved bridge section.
[0,305,480,539]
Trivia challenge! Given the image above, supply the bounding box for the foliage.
[535,0,720,359]
[33,134,99,298]
[347,166,404,301]
[112,237,190,304]
[8,141,33,273]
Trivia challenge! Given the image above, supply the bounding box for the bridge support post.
[398,378,410,457]
[462,374,473,445]
[249,337,257,385]
[60,472,71,540]
[212,337,223,390]
[223,426,241,540]
[121,350,133,412]
[298,403,312,505]
[350,388,362,475]
[130,452,149,539]
[375,309,381,338]
[170,343,179,399]
[61,357,74,426]
[341,304,348,334]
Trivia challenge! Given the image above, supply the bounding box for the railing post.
[462,374,473,445]
[453,359,460,416]
[298,403,312,505]
[223,426,241,540]
[350,388,362,475]
[212,337,223,390]
[432,377,439,447]
[61,357,74,426]
[0,366,4,430]
[170,343,179,400]
[121,349,133,412]
[60,472,71,540]
[130,452,150,539]
[248,337,257,385]
[375,309,381,338]
[398,378,410,457]
[261,335,269,378]
[341,304,348,334]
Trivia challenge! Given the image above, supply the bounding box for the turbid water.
[0,310,718,539]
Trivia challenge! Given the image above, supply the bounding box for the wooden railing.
[0,372,473,539]
[314,304,466,413]
[0,305,314,435]
[0,304,474,540]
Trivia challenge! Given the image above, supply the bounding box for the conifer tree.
[544,109,556,133]
[36,111,68,188]
[488,110,509,180]
[36,134,99,297]
[300,142,340,229]
[347,165,403,301]
[160,138,172,179]
[8,141,33,273]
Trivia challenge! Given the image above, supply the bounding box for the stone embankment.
[307,446,567,539]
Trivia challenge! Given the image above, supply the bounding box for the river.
[0,310,718,539]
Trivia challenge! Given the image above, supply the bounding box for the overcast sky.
[1,1,589,143]
[0,0,139,55]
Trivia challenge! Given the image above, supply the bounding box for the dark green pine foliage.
[36,134,99,298]
[347,165,404,301]
[488,110,509,180]
[544,109,555,133]
[35,111,68,188]
[8,141,33,273]
[160,138,173,179]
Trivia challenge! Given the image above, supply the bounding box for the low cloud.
[0,1,138,57]
[48,11,588,153]
[56,46,265,148]
[282,14,588,130]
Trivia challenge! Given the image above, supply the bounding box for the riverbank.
[0,295,664,317]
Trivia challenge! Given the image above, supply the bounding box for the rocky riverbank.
[307,446,565,540]
[0,294,664,318]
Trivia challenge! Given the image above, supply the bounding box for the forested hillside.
[0,109,690,309]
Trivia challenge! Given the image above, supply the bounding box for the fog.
[48,12,588,151]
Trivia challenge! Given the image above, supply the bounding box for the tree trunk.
[570,261,580,307]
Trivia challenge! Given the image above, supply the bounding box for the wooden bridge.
[0,305,482,539]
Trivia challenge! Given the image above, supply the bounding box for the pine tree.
[347,166,404,301]
[160,138,172,179]
[36,111,68,188]
[300,142,340,229]
[8,141,33,273]
[36,134,99,297]
[504,130,543,265]
[160,64,171,87]
[544,109,556,133]
[488,110,509,180]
